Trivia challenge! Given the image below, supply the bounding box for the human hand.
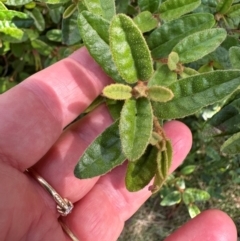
[0,48,237,241]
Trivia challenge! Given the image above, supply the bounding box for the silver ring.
[26,168,74,216]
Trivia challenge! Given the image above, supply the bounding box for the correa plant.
[1,0,240,196]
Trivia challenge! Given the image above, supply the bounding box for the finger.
[33,105,113,210]
[0,47,112,171]
[64,121,192,241]
[164,209,237,241]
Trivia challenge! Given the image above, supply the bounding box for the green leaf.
[148,65,177,87]
[103,84,132,100]
[74,120,126,178]
[43,0,69,4]
[110,14,153,84]
[24,1,36,9]
[180,67,199,78]
[159,0,201,21]
[83,0,116,21]
[188,204,201,218]
[173,29,227,64]
[176,178,185,190]
[198,63,213,73]
[160,140,173,178]
[125,146,158,192]
[153,70,240,119]
[150,139,172,193]
[0,11,33,40]
[180,165,196,175]
[106,99,124,120]
[216,0,233,14]
[184,188,210,202]
[63,3,77,19]
[133,11,158,33]
[209,97,240,134]
[182,192,194,205]
[78,11,124,83]
[0,2,7,9]
[84,96,105,113]
[0,10,33,28]
[4,0,32,6]
[138,0,160,13]
[25,8,45,32]
[46,29,62,42]
[62,11,81,45]
[148,13,215,58]
[0,22,24,40]
[147,86,174,102]
[221,132,240,154]
[226,4,240,18]
[49,6,64,24]
[229,46,240,69]
[168,51,179,71]
[115,0,129,14]
[120,98,153,161]
[0,78,17,93]
[160,191,181,206]
[31,39,53,56]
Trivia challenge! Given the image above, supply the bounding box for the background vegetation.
[1,0,240,239]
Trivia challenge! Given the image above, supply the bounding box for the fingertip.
[163,120,192,173]
[165,209,237,241]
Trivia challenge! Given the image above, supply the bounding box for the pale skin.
[0,47,237,241]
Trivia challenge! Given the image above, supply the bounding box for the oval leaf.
[160,191,181,206]
[0,10,33,28]
[103,84,132,100]
[126,146,158,192]
[83,0,115,20]
[74,120,126,179]
[138,0,160,13]
[147,13,215,58]
[63,3,77,19]
[159,0,201,21]
[147,86,174,102]
[229,46,240,69]
[185,188,210,202]
[226,4,240,18]
[168,51,179,71]
[110,14,153,84]
[31,39,53,56]
[62,11,81,46]
[4,0,32,6]
[148,65,177,87]
[78,11,124,83]
[133,11,158,33]
[120,98,153,161]
[188,204,201,218]
[216,0,233,14]
[221,132,240,154]
[153,70,240,119]
[180,165,196,175]
[46,29,62,42]
[173,29,227,64]
[25,8,45,32]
